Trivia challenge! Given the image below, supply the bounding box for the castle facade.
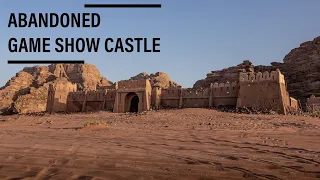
[46,70,298,114]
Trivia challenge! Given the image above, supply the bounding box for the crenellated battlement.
[239,70,285,83]
[211,81,239,99]
[212,82,239,91]
[182,88,210,98]
[161,87,181,98]
[117,79,150,89]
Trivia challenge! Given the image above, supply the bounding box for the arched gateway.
[113,79,152,113]
[125,92,139,113]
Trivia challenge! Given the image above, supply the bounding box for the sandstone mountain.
[193,36,320,106]
[193,60,254,88]
[130,72,179,88]
[0,64,112,114]
[279,36,320,104]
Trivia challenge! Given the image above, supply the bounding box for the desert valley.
[0,36,319,179]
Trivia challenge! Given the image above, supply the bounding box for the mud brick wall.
[237,70,288,114]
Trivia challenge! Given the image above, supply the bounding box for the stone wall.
[211,82,239,107]
[160,87,181,108]
[236,70,288,114]
[159,82,239,109]
[306,95,320,110]
[151,87,162,109]
[182,89,210,108]
[113,80,152,113]
[66,89,116,112]
[46,72,297,115]
[66,92,86,112]
[46,78,77,113]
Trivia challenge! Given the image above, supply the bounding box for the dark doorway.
[130,95,139,113]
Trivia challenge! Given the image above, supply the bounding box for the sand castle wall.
[67,89,116,112]
[113,80,152,113]
[46,79,77,113]
[160,87,181,108]
[236,70,291,114]
[182,88,210,108]
[307,95,320,110]
[211,82,239,107]
[151,87,162,109]
[47,71,298,115]
[159,82,239,108]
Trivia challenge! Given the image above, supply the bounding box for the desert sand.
[0,108,319,180]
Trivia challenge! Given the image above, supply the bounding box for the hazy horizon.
[1,0,319,88]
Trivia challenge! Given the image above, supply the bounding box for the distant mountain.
[130,72,179,89]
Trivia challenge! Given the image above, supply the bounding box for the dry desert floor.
[0,108,319,180]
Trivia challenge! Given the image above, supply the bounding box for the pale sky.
[0,0,319,87]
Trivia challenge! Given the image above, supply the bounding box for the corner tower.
[236,69,290,114]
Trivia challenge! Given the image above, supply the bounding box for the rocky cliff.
[130,72,179,89]
[193,60,255,88]
[0,63,112,114]
[281,36,320,104]
[193,36,320,106]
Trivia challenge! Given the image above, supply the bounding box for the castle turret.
[236,70,293,114]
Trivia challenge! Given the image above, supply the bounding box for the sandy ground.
[0,108,319,180]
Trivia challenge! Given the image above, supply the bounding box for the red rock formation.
[48,64,112,90]
[193,60,254,88]
[0,63,112,114]
[130,72,179,89]
[281,36,320,103]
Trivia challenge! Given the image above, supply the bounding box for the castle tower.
[236,69,290,114]
[46,78,77,113]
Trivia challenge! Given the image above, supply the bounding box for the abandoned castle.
[46,69,300,115]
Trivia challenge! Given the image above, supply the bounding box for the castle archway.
[125,92,139,113]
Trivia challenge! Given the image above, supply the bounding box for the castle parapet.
[182,88,210,98]
[239,70,285,83]
[212,82,238,91]
[117,79,150,90]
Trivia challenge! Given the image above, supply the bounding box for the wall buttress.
[82,90,88,112]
